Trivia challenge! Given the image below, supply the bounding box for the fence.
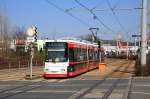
[0,58,44,69]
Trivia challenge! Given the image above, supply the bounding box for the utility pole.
[126,41,129,60]
[141,0,147,75]
[134,38,137,55]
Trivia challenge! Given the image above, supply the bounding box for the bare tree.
[0,12,9,58]
[11,26,26,40]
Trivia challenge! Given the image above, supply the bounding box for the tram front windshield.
[45,42,68,62]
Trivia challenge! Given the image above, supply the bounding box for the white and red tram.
[43,39,102,78]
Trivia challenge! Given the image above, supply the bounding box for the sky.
[0,0,149,40]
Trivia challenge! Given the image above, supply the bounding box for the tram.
[43,39,102,78]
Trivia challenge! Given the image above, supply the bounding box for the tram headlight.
[44,68,49,72]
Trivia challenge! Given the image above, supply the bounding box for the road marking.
[133,84,150,87]
[57,79,68,83]
[68,88,89,99]
[107,78,129,80]
[7,90,77,93]
[122,77,132,99]
[45,79,58,82]
[131,91,150,95]
[0,85,22,86]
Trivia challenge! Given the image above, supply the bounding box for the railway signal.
[26,26,37,43]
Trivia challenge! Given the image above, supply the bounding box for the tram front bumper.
[43,73,68,78]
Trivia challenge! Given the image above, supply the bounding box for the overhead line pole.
[141,0,147,75]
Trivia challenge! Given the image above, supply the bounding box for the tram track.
[0,59,133,99]
[72,59,125,80]
[0,79,63,99]
[68,60,133,99]
[101,60,132,99]
[105,59,127,68]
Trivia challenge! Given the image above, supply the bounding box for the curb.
[24,75,42,80]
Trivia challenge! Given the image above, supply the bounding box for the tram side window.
[74,48,82,62]
[76,48,81,62]
[93,51,98,61]
[74,48,78,61]
[88,49,93,60]
[81,49,87,61]
[79,48,84,61]
[69,48,87,62]
[79,48,87,61]
[69,48,74,61]
[92,53,94,60]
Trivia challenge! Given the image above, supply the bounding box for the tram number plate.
[51,71,58,73]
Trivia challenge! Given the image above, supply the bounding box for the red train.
[43,39,103,78]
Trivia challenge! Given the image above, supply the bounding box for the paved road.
[1,77,150,99]
[2,59,150,99]
[0,78,130,99]
[129,77,150,99]
[0,59,137,99]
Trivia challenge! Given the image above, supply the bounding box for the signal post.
[26,26,37,79]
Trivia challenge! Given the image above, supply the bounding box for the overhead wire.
[106,0,127,33]
[74,0,115,33]
[112,0,120,10]
[44,0,90,28]
[91,0,106,11]
[65,0,92,13]
[106,0,131,40]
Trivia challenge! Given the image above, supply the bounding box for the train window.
[88,49,93,60]
[45,42,68,62]
[82,49,87,61]
[69,48,74,61]
[46,42,66,47]
[76,48,81,62]
[69,48,88,62]
[45,49,68,62]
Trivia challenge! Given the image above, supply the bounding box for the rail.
[68,60,133,99]
[0,79,64,99]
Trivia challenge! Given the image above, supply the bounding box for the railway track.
[101,60,132,99]
[68,60,133,99]
[0,79,64,99]
[0,59,134,99]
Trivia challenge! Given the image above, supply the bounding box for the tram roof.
[44,39,98,47]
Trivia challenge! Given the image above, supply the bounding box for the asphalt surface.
[0,59,149,99]
[0,77,150,99]
[0,78,130,99]
[129,77,150,99]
